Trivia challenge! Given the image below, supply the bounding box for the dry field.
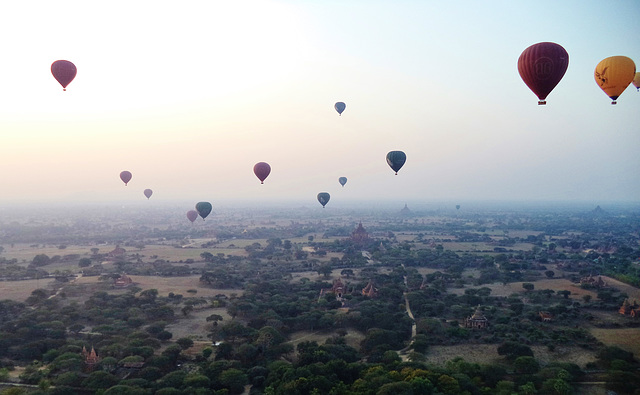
[590,327,640,357]
[74,274,243,298]
[286,329,366,354]
[166,307,232,342]
[424,344,597,367]
[447,278,599,300]
[0,278,57,302]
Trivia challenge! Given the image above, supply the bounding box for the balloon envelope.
[517,42,569,105]
[253,162,271,184]
[633,72,640,91]
[196,202,212,219]
[338,177,347,187]
[386,151,406,175]
[51,60,77,90]
[186,210,198,223]
[334,102,346,115]
[144,189,153,199]
[317,192,330,208]
[120,171,132,186]
[595,56,636,104]
[456,205,461,210]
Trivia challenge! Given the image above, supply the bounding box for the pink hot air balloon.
[186,210,198,223]
[143,189,153,199]
[120,171,132,186]
[51,60,77,91]
[253,162,271,184]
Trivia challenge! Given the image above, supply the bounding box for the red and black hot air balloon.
[518,42,569,105]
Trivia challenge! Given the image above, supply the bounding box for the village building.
[107,245,127,261]
[114,273,133,288]
[580,274,608,288]
[539,311,553,322]
[464,305,489,329]
[82,346,101,371]
[351,223,370,245]
[361,280,378,298]
[619,299,640,317]
[319,278,347,301]
[400,203,412,216]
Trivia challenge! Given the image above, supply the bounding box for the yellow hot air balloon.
[594,56,636,104]
[632,72,640,91]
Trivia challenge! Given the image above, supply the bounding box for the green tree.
[176,337,194,350]
[219,368,248,394]
[82,371,119,390]
[522,283,534,292]
[514,356,540,374]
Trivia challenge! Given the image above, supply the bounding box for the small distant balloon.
[253,162,271,184]
[120,171,132,186]
[195,202,212,220]
[317,192,330,208]
[456,205,461,210]
[186,210,198,223]
[594,56,636,104]
[51,60,77,91]
[517,42,569,105]
[144,189,153,199]
[631,72,640,91]
[386,151,406,175]
[334,102,346,115]
[338,177,347,187]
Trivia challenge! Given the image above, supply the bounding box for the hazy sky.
[1,0,639,207]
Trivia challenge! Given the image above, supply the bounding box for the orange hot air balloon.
[120,171,132,186]
[594,56,636,104]
[253,162,271,184]
[51,60,77,91]
[518,42,569,105]
[632,72,640,91]
[143,189,153,199]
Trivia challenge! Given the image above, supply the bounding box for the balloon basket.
[537,100,546,105]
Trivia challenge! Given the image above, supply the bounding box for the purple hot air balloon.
[143,189,153,199]
[51,60,77,91]
[120,171,132,186]
[253,162,271,184]
[186,210,198,223]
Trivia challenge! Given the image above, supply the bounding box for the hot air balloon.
[253,162,271,184]
[51,60,77,91]
[334,102,346,115]
[456,205,461,210]
[120,171,132,186]
[144,189,153,199]
[386,151,406,175]
[186,210,198,223]
[338,177,347,187]
[196,202,212,220]
[317,192,330,208]
[517,42,569,105]
[633,72,640,91]
[594,56,636,104]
